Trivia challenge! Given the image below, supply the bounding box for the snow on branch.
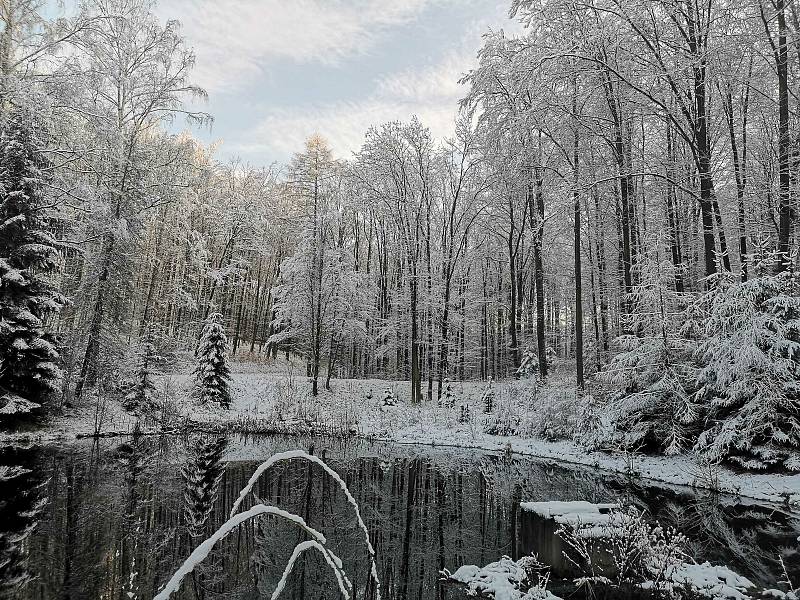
[271,540,351,600]
[153,504,325,600]
[229,449,382,598]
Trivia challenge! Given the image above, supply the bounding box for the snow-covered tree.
[270,141,369,395]
[440,378,455,408]
[0,112,65,416]
[193,313,231,409]
[481,378,495,413]
[70,0,208,400]
[124,325,160,411]
[595,242,700,454]
[693,269,800,471]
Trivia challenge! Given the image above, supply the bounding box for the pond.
[0,434,798,599]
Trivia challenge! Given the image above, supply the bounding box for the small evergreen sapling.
[459,403,471,424]
[124,325,160,411]
[380,387,396,407]
[514,349,540,379]
[439,378,455,408]
[0,113,65,416]
[482,378,495,413]
[193,313,232,409]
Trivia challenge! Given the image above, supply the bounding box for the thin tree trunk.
[572,75,584,390]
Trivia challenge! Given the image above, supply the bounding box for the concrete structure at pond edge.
[518,500,623,578]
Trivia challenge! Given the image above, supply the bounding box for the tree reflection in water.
[1,435,797,599]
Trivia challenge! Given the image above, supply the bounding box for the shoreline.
[4,413,799,510]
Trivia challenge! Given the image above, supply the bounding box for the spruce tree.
[0,113,65,416]
[124,325,159,411]
[193,313,232,409]
[694,269,800,471]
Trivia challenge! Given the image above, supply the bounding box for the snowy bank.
[2,364,800,508]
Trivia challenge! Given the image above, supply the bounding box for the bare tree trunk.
[410,270,422,403]
[248,258,263,352]
[720,62,751,281]
[231,268,248,356]
[776,0,792,270]
[75,235,113,400]
[572,75,584,390]
[666,121,686,293]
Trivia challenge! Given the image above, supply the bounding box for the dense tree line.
[1,0,799,467]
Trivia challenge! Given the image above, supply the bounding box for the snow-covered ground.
[3,356,800,508]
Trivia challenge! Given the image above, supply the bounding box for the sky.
[148,0,521,166]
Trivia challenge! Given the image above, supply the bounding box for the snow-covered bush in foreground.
[154,449,380,600]
[557,504,756,599]
[693,271,800,471]
[445,555,561,600]
[594,248,701,455]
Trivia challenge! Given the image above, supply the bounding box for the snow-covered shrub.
[193,313,232,409]
[444,555,558,600]
[595,246,701,454]
[693,270,800,471]
[483,378,583,441]
[381,387,397,407]
[483,404,522,436]
[459,403,471,424]
[531,386,584,441]
[557,504,754,599]
[556,505,659,585]
[483,379,534,436]
[439,378,455,408]
[0,112,66,417]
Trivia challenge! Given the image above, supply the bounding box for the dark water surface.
[0,434,798,599]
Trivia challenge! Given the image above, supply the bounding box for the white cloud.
[157,0,442,93]
[226,15,524,162]
[375,48,471,103]
[227,97,458,161]
[167,0,520,162]
[225,41,488,161]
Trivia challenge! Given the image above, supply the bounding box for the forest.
[0,0,800,482]
[2,0,800,599]
[1,0,800,471]
[13,0,800,467]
